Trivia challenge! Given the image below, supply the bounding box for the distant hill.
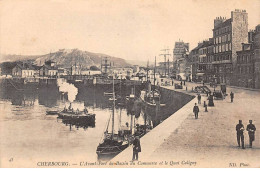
[0,49,131,69]
[126,60,147,67]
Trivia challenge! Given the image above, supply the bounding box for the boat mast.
[111,76,115,139]
[153,56,156,97]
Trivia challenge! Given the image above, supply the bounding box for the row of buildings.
[11,60,102,78]
[10,59,151,81]
[174,9,260,89]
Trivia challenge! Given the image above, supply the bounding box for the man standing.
[197,94,201,104]
[193,103,199,119]
[236,120,245,149]
[247,120,256,148]
[230,91,234,103]
[132,136,141,161]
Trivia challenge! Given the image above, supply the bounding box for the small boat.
[57,108,96,128]
[97,77,131,160]
[46,110,59,115]
[140,90,166,107]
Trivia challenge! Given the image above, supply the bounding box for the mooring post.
[205,102,208,112]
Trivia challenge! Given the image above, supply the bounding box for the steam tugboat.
[57,104,96,128]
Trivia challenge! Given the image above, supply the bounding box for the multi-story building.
[173,41,190,79]
[254,25,260,89]
[212,9,248,85]
[173,41,189,61]
[235,24,260,88]
[197,39,215,83]
[12,63,39,78]
[189,42,203,81]
[236,43,254,88]
[39,60,58,77]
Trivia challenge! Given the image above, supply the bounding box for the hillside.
[0,49,131,69]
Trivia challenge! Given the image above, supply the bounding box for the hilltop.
[0,49,131,69]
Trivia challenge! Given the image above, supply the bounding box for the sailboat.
[140,57,166,107]
[140,57,166,128]
[96,77,130,160]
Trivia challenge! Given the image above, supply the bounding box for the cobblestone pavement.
[151,81,260,167]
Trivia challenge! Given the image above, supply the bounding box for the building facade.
[212,9,248,85]
[235,24,260,88]
[173,41,190,79]
[39,61,58,77]
[12,63,39,78]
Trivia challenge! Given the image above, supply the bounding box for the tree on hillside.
[90,65,100,71]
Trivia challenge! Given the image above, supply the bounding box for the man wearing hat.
[246,120,256,148]
[236,120,245,149]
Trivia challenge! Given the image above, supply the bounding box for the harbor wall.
[111,87,196,163]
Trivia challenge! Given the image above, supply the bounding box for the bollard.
[205,104,208,112]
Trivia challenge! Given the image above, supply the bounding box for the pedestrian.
[246,120,256,148]
[197,94,201,104]
[132,136,141,161]
[180,81,183,86]
[236,120,245,149]
[184,80,186,85]
[208,93,214,106]
[193,103,199,119]
[172,80,174,86]
[230,91,234,103]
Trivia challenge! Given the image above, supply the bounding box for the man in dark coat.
[208,93,214,106]
[230,91,234,103]
[132,136,141,161]
[236,120,245,149]
[193,103,199,119]
[247,120,256,148]
[197,94,201,104]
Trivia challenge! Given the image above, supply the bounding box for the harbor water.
[0,79,193,167]
[0,82,146,166]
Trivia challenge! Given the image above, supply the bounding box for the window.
[228,34,231,41]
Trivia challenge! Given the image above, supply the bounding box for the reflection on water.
[0,84,146,163]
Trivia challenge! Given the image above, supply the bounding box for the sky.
[0,0,260,62]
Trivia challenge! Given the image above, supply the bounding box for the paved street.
[151,81,260,167]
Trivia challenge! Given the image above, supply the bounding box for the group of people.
[236,120,256,148]
[192,90,257,149]
[63,103,89,114]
